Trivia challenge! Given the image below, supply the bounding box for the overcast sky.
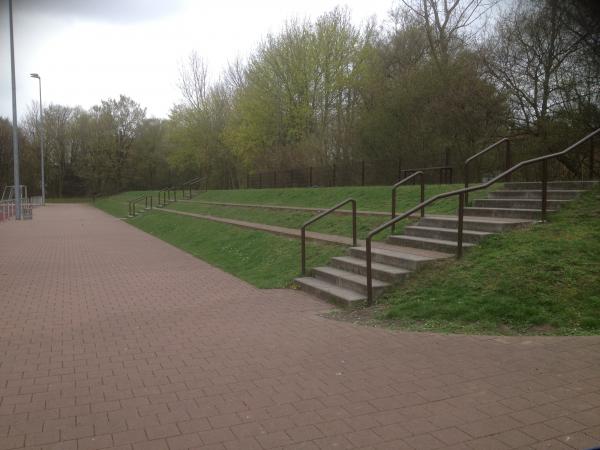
[0,0,393,121]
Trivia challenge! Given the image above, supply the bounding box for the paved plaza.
[1,204,599,450]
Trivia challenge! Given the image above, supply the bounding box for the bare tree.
[484,0,595,132]
[399,0,497,68]
[224,57,247,94]
[178,51,209,111]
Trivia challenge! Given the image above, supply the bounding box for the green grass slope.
[94,195,343,289]
[381,186,600,335]
[192,184,476,212]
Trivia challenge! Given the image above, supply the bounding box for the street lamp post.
[30,73,45,205]
[9,0,22,219]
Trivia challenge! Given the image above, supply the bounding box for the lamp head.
[30,73,40,79]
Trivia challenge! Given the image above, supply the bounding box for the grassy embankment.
[376,186,600,335]
[92,185,467,287]
[97,184,485,239]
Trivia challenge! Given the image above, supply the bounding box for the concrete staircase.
[295,180,597,308]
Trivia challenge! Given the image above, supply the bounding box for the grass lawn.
[165,201,387,240]
[94,194,343,288]
[378,186,600,335]
[189,183,485,212]
[99,184,494,240]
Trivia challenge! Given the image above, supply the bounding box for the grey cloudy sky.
[0,0,393,120]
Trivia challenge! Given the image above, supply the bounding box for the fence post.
[590,136,595,179]
[361,160,365,186]
[541,159,548,221]
[332,164,336,187]
[309,167,313,186]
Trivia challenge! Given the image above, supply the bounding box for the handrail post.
[464,164,469,205]
[506,140,512,181]
[457,192,465,258]
[420,173,425,217]
[541,159,548,221]
[300,198,356,276]
[352,200,357,246]
[391,189,397,234]
[301,227,306,275]
[366,237,373,306]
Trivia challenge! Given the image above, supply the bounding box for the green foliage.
[224,8,373,170]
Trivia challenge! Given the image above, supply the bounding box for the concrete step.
[403,225,492,244]
[313,266,390,297]
[330,256,410,283]
[349,246,444,271]
[464,207,554,220]
[489,189,584,200]
[294,277,366,308]
[417,215,531,233]
[503,181,598,190]
[388,235,475,254]
[473,198,568,210]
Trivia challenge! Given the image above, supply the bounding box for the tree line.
[1,0,598,197]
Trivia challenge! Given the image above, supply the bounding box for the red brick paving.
[1,204,599,450]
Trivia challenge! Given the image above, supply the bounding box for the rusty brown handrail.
[365,128,599,305]
[181,176,205,199]
[301,198,357,275]
[464,138,511,203]
[157,187,176,207]
[128,194,153,217]
[391,171,424,234]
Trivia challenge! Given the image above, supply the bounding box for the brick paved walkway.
[1,204,600,450]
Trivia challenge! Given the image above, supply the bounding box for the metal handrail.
[391,171,424,234]
[157,187,175,207]
[464,138,511,203]
[128,194,153,217]
[301,198,357,275]
[181,176,206,199]
[365,128,599,305]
